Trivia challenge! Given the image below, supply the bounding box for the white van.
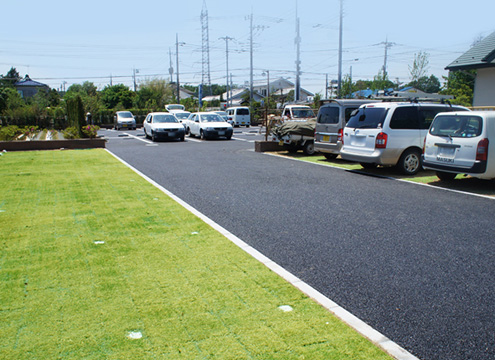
[226,107,250,127]
[423,111,495,180]
[340,102,468,175]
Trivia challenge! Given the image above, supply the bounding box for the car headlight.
[205,127,215,131]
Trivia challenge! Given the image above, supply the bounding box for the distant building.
[14,75,49,98]
[446,31,495,106]
[253,77,314,102]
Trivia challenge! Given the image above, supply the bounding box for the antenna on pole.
[337,0,343,97]
[294,1,301,102]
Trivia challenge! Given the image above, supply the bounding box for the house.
[446,31,495,106]
[14,75,50,98]
[203,88,264,106]
[253,77,314,102]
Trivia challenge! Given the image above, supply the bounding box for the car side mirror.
[195,119,199,123]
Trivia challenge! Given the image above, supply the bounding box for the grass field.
[0,149,393,359]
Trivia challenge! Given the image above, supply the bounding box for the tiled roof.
[14,75,48,87]
[446,31,495,71]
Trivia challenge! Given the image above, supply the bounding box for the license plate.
[323,135,330,142]
[218,131,225,136]
[168,132,176,137]
[122,124,128,127]
[437,156,454,163]
[437,147,455,158]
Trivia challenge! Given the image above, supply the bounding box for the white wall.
[474,68,495,106]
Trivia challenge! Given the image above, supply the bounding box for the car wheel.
[246,125,250,128]
[360,163,378,169]
[324,153,338,160]
[226,135,232,140]
[200,130,206,140]
[397,148,421,175]
[303,141,315,155]
[151,131,157,142]
[188,129,195,137]
[180,136,185,141]
[436,171,457,181]
[143,128,148,138]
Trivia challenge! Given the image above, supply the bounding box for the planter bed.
[0,138,106,151]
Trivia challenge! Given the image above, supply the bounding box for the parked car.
[214,111,230,124]
[170,110,191,128]
[314,99,379,159]
[143,112,185,142]
[226,107,251,127]
[280,104,315,122]
[423,111,495,180]
[114,111,136,130]
[185,112,233,140]
[340,102,469,175]
[165,104,185,111]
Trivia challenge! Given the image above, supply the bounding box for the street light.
[176,33,185,103]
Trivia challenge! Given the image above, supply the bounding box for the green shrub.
[81,125,100,139]
[0,125,22,141]
[62,126,80,139]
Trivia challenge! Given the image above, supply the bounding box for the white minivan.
[423,111,495,180]
[226,107,251,127]
[340,102,468,175]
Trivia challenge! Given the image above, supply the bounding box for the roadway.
[103,127,495,360]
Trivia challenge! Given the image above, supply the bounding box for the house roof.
[446,31,495,71]
[14,75,48,87]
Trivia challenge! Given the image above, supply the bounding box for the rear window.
[236,108,249,115]
[317,106,339,124]
[346,107,388,129]
[430,115,483,138]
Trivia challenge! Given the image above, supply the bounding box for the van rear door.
[343,106,388,156]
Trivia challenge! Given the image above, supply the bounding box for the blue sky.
[2,0,494,95]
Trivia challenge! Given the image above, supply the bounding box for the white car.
[423,111,495,180]
[340,102,469,175]
[185,112,233,140]
[170,110,191,128]
[143,112,185,142]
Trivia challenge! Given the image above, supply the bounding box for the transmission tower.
[201,1,211,93]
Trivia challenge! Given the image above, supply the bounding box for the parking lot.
[104,127,495,360]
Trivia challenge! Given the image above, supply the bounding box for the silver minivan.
[340,102,468,175]
[314,99,379,159]
[423,111,495,180]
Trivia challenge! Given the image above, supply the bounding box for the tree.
[66,95,85,135]
[371,70,395,91]
[64,81,102,116]
[100,84,134,109]
[0,87,24,113]
[408,75,441,93]
[409,51,430,84]
[441,70,475,107]
[0,67,21,87]
[134,79,174,110]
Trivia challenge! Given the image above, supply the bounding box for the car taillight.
[338,128,343,143]
[476,138,489,161]
[375,132,388,149]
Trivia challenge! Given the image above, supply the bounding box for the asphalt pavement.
[104,128,495,360]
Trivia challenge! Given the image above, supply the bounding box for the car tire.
[303,141,315,155]
[180,136,185,141]
[200,130,206,140]
[151,131,157,142]
[360,162,378,169]
[436,171,457,181]
[324,153,338,160]
[144,128,148,139]
[397,148,421,175]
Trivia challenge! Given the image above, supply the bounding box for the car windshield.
[118,112,133,118]
[166,105,184,110]
[430,115,483,138]
[292,108,315,118]
[174,112,190,119]
[201,114,224,122]
[236,108,249,115]
[346,107,388,129]
[154,115,178,123]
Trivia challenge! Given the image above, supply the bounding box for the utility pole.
[325,74,328,99]
[168,48,174,83]
[294,6,301,102]
[219,36,233,107]
[380,38,396,77]
[337,0,343,97]
[110,74,112,86]
[175,34,185,103]
[133,68,139,91]
[249,12,254,107]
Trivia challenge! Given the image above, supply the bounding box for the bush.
[0,125,22,141]
[81,124,100,139]
[62,126,80,139]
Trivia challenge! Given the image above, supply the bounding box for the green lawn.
[274,152,495,196]
[0,149,393,359]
